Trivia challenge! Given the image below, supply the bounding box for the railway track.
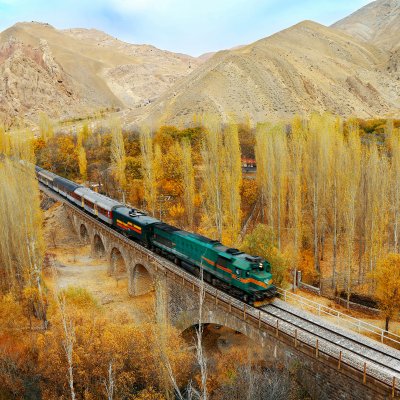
[262,300,400,381]
[39,183,400,394]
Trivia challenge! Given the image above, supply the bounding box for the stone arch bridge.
[40,184,399,400]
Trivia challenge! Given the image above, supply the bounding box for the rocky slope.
[0,34,80,125]
[0,22,200,126]
[332,0,400,50]
[128,20,400,127]
[63,28,200,107]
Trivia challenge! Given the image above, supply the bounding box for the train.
[35,166,276,306]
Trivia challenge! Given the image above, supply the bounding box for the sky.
[0,0,373,56]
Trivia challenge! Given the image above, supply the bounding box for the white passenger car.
[73,187,122,224]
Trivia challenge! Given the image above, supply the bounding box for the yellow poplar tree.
[386,121,400,252]
[201,116,224,240]
[38,112,54,142]
[363,144,389,277]
[181,139,195,229]
[372,254,400,331]
[342,121,361,303]
[110,118,126,202]
[0,135,46,325]
[255,123,275,228]
[287,116,305,280]
[0,124,11,155]
[140,126,157,216]
[255,123,288,250]
[77,131,87,182]
[305,114,333,273]
[330,121,346,288]
[222,122,242,245]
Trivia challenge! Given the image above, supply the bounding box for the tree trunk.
[313,186,320,273]
[332,185,337,289]
[385,316,390,332]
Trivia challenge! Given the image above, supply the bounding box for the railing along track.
[277,287,400,347]
[265,302,400,375]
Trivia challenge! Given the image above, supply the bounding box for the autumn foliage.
[0,287,193,399]
[371,254,400,331]
[30,113,400,312]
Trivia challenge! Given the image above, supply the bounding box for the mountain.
[0,22,200,126]
[332,0,400,50]
[3,1,400,129]
[127,20,400,127]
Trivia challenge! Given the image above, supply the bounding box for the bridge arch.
[174,305,267,346]
[93,234,106,257]
[110,247,127,275]
[129,263,154,296]
[182,323,263,357]
[80,224,89,243]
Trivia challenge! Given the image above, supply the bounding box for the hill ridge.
[128,17,399,127]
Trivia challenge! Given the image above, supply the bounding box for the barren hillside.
[3,1,400,129]
[0,22,200,126]
[332,0,400,50]
[128,20,400,127]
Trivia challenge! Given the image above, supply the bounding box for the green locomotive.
[112,207,276,305]
[151,223,275,305]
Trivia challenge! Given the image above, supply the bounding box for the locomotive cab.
[230,254,275,306]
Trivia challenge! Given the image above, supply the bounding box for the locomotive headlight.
[259,262,263,270]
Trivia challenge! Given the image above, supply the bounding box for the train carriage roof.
[53,176,81,192]
[156,224,221,246]
[74,187,122,210]
[114,207,160,226]
[38,169,58,181]
[74,187,94,198]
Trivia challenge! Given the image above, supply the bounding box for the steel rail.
[277,287,400,346]
[265,302,400,375]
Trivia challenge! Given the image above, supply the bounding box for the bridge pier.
[128,263,154,296]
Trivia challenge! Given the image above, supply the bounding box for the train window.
[217,256,230,268]
[154,235,173,248]
[85,200,94,208]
